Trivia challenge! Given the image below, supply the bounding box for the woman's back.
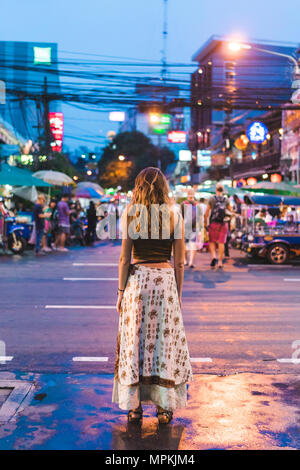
[132,237,173,262]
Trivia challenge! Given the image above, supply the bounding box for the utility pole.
[157,134,162,169]
[157,0,168,170]
[42,76,52,160]
[223,110,233,182]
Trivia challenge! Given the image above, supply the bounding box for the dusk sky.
[1,0,300,151]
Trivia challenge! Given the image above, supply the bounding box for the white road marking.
[277,358,300,364]
[63,278,118,281]
[190,357,212,363]
[72,357,109,362]
[0,356,13,363]
[45,305,115,309]
[284,278,300,282]
[72,263,118,266]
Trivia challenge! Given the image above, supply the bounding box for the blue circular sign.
[246,121,269,144]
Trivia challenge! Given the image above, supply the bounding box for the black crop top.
[132,238,173,262]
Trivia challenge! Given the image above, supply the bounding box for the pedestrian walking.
[86,201,97,245]
[180,188,203,268]
[55,195,70,252]
[33,194,47,256]
[47,198,57,249]
[204,184,232,269]
[113,167,193,425]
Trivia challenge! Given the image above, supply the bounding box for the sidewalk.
[1,371,300,450]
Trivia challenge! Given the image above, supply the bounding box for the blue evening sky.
[1,0,299,152]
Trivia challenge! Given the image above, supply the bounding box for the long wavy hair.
[127,167,171,237]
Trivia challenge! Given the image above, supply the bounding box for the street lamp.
[227,41,300,78]
[118,155,125,161]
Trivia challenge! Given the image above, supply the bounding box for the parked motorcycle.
[0,216,27,254]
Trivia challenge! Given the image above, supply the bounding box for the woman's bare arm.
[173,214,185,304]
[118,235,133,291]
[116,217,133,313]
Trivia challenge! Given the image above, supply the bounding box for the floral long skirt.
[112,264,193,411]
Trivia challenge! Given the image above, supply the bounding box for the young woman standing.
[113,167,193,424]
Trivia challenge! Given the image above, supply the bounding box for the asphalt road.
[2,242,300,450]
[1,241,300,376]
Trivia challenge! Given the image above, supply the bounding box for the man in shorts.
[204,184,232,269]
[55,195,70,252]
[181,188,203,268]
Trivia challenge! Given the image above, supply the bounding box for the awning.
[0,163,52,187]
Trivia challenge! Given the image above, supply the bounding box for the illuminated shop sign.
[167,131,186,143]
[109,111,125,122]
[49,112,64,152]
[149,113,171,135]
[34,47,51,64]
[246,121,269,144]
[197,150,212,168]
[179,150,192,161]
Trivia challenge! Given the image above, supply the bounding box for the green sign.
[149,113,171,135]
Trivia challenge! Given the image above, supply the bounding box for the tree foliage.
[33,152,80,178]
[97,131,175,191]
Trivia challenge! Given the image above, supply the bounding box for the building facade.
[0,41,60,154]
[189,35,299,183]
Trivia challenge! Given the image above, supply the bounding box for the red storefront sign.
[167,131,186,143]
[49,112,64,152]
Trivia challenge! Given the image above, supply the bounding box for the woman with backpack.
[204,184,232,269]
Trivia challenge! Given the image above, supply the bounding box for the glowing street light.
[149,113,160,124]
[228,42,251,52]
[118,155,125,161]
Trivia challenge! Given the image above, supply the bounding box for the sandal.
[156,409,173,425]
[128,407,143,423]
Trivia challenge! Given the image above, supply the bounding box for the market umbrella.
[240,182,300,196]
[76,181,105,195]
[33,170,74,186]
[0,163,52,187]
[12,185,38,202]
[75,187,103,199]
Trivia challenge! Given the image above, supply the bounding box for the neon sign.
[149,113,171,135]
[49,112,64,152]
[167,131,186,143]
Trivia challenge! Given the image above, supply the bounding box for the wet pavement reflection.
[1,371,300,449]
